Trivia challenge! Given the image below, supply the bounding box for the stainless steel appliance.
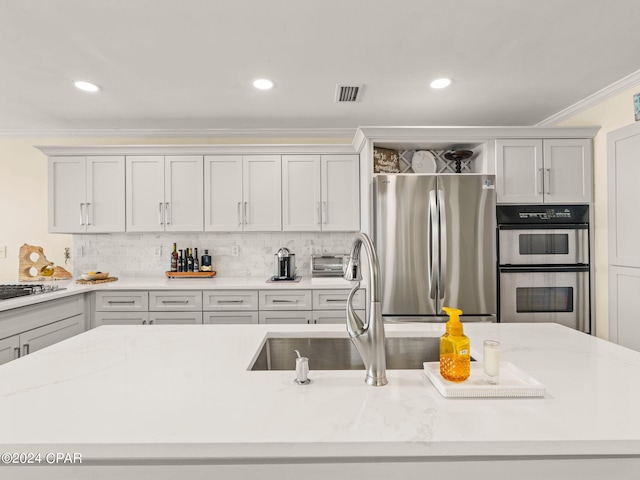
[0,284,65,300]
[373,174,497,322]
[273,247,296,280]
[497,205,590,333]
[311,254,347,277]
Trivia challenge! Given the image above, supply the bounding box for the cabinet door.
[20,315,83,356]
[165,155,204,232]
[204,156,243,231]
[321,155,360,231]
[149,312,203,325]
[94,312,149,326]
[126,156,165,232]
[495,140,544,204]
[204,312,259,324]
[243,156,282,231]
[86,156,125,233]
[48,156,86,233]
[282,155,321,231]
[543,139,592,203]
[609,266,640,351]
[259,311,313,324]
[0,335,20,366]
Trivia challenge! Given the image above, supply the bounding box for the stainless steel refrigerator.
[373,174,496,322]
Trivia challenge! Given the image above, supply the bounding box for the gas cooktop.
[0,284,66,301]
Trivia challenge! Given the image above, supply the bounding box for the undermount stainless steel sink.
[249,335,473,371]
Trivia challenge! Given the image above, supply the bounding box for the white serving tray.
[423,362,546,398]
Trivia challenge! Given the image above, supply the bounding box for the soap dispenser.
[440,307,470,382]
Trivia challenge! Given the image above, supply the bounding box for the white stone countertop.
[1,322,639,466]
[0,276,356,312]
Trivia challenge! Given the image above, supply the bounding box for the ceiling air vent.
[335,84,363,103]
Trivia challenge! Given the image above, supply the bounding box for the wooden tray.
[165,271,217,278]
[76,276,119,285]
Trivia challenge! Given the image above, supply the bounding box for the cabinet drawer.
[203,290,258,311]
[259,310,313,324]
[149,312,203,324]
[204,312,259,324]
[259,290,312,310]
[94,312,149,327]
[149,291,202,311]
[312,309,365,324]
[95,291,148,312]
[312,289,365,310]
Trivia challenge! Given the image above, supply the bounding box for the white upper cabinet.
[282,155,322,231]
[205,155,281,232]
[282,154,360,231]
[204,156,243,231]
[126,155,203,232]
[321,155,360,231]
[48,156,125,233]
[496,139,592,204]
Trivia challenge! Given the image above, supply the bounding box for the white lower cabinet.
[260,311,313,324]
[94,312,150,326]
[91,288,365,327]
[312,310,365,325]
[149,312,203,324]
[0,316,83,366]
[204,312,259,325]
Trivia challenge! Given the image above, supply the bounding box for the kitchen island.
[1,322,639,479]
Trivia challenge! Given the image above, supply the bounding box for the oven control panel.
[497,205,589,224]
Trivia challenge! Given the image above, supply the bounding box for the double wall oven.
[497,205,590,333]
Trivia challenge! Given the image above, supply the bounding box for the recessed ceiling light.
[430,78,452,89]
[74,80,100,93]
[253,79,274,90]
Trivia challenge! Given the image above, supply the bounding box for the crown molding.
[35,143,358,156]
[0,127,356,140]
[537,69,640,126]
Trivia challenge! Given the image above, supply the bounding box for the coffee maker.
[273,247,296,280]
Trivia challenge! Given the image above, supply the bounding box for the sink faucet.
[343,232,387,386]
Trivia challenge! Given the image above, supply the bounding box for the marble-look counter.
[0,276,355,312]
[1,322,639,479]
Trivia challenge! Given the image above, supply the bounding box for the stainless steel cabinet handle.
[79,203,85,226]
[85,202,91,225]
[23,344,29,356]
[438,189,447,300]
[149,320,154,325]
[165,202,170,224]
[272,299,298,303]
[317,201,321,225]
[217,300,244,304]
[322,201,327,224]
[13,347,20,359]
[545,168,551,195]
[108,300,136,304]
[237,202,242,226]
[162,300,190,304]
[142,320,147,325]
[159,202,164,225]
[428,190,438,299]
[244,202,248,225]
[326,299,346,303]
[538,168,544,195]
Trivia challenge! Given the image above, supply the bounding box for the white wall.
[558,84,640,339]
[0,136,350,284]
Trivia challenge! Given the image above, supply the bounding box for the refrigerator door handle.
[428,190,438,299]
[438,189,447,300]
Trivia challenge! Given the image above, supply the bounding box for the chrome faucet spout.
[343,233,387,386]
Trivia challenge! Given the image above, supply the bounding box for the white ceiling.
[1,0,640,135]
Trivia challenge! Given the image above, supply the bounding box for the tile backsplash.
[72,232,356,278]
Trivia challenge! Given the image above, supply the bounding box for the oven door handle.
[499,265,590,273]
